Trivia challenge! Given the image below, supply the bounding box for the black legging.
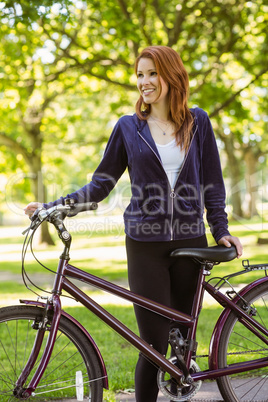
[126,235,208,402]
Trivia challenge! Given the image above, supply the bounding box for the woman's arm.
[25,118,128,215]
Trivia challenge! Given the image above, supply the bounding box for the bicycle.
[0,200,267,401]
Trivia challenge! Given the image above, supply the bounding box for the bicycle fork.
[14,231,72,399]
[13,294,62,399]
[14,256,68,399]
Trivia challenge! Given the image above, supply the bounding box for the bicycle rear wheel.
[0,305,104,401]
[217,281,268,402]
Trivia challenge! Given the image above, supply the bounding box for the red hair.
[135,46,194,150]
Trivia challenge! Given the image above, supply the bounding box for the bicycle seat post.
[202,260,214,276]
[184,259,213,369]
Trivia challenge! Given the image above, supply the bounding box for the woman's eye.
[137,73,143,78]
[151,71,157,76]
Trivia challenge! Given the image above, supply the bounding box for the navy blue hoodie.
[45,107,230,242]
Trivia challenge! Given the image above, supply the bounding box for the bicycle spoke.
[240,375,268,400]
[41,338,72,369]
[33,375,107,396]
[0,369,14,390]
[41,351,82,383]
[230,330,267,350]
[255,297,268,328]
[0,336,17,382]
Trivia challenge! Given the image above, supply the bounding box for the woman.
[25,46,242,402]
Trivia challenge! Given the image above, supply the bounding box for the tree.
[0,1,131,240]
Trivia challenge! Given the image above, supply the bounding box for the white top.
[156,138,185,188]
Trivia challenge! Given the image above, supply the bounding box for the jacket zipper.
[170,188,176,240]
[138,124,198,241]
[169,124,198,240]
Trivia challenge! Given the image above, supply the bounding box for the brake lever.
[22,207,46,235]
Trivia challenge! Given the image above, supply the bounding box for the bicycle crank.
[157,357,202,401]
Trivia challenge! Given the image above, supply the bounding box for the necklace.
[149,116,172,136]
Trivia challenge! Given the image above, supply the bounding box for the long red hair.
[135,46,194,150]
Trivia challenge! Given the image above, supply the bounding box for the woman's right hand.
[24,202,43,217]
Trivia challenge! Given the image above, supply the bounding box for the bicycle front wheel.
[217,281,268,402]
[0,305,104,401]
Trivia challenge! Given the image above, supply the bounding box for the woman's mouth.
[143,89,155,96]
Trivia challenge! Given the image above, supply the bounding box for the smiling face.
[136,57,169,108]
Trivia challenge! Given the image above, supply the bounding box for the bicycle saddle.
[170,245,237,263]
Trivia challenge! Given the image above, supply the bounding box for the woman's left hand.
[218,235,243,258]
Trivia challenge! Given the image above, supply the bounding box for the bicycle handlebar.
[25,200,98,234]
[36,201,98,221]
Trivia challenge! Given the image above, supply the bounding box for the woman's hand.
[218,235,243,258]
[24,202,43,217]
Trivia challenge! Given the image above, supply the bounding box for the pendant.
[163,132,166,135]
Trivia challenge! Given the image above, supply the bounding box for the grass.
[68,305,139,391]
[0,281,27,294]
[0,216,267,399]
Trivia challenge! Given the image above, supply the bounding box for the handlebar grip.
[68,202,98,216]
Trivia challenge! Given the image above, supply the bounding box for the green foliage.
[0,0,267,221]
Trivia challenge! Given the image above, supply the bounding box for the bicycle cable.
[21,219,51,297]
[21,210,76,302]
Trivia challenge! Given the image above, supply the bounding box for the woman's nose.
[142,74,150,86]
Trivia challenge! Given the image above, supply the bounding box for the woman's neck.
[150,104,169,122]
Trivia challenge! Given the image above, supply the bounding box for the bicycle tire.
[0,305,104,401]
[217,281,268,401]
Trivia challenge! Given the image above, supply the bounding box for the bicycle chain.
[196,348,268,359]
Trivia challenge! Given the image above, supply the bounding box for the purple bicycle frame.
[20,256,268,395]
[61,259,268,381]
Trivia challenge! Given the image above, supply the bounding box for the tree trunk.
[244,149,260,218]
[222,136,244,220]
[31,159,55,246]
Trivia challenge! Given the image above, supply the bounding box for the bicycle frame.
[19,252,268,396]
